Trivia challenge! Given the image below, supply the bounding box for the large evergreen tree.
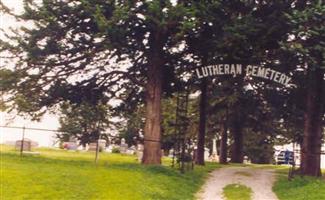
[283,0,325,176]
[186,0,296,164]
[0,1,197,164]
[1,0,323,172]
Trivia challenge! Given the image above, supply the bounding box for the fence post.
[20,126,25,156]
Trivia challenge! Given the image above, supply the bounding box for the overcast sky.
[0,0,59,147]
[0,0,123,147]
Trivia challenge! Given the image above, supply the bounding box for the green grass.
[273,171,325,200]
[223,184,252,200]
[249,164,289,170]
[1,145,220,200]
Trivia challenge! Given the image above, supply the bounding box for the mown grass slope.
[273,172,325,200]
[1,145,219,200]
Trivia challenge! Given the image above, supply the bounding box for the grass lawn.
[222,184,252,200]
[272,167,325,200]
[1,145,220,200]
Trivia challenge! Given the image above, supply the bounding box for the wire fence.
[0,125,143,164]
[1,125,59,148]
[0,125,161,148]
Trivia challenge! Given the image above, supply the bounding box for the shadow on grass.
[273,174,325,200]
[2,151,194,178]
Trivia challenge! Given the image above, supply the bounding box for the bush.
[178,153,192,162]
[112,148,120,153]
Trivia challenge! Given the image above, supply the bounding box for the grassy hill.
[1,145,219,200]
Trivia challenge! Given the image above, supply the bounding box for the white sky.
[0,0,59,147]
[0,113,60,147]
[0,0,123,147]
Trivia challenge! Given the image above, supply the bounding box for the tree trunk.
[219,108,228,164]
[231,128,244,163]
[142,47,163,165]
[299,140,304,172]
[231,111,244,163]
[300,68,324,176]
[196,78,207,165]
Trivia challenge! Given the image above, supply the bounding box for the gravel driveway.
[196,166,279,200]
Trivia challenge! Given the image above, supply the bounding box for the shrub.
[112,148,120,153]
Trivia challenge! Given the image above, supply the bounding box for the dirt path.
[197,166,279,200]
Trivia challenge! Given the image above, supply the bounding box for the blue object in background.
[284,150,290,164]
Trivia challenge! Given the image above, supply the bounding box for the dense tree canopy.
[0,0,199,164]
[0,0,324,174]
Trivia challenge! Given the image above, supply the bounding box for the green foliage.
[0,69,20,91]
[111,147,120,154]
[58,101,112,146]
[0,0,200,116]
[283,0,325,69]
[161,95,199,151]
[223,184,252,200]
[208,79,282,163]
[273,175,325,200]
[116,92,199,152]
[116,104,145,146]
[1,145,220,200]
[244,129,275,164]
[1,0,324,168]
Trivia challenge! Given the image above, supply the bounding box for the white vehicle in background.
[274,144,301,166]
[276,150,294,165]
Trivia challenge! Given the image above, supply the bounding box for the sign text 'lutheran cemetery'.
[195,64,291,86]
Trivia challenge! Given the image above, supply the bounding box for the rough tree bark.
[300,68,324,176]
[219,108,228,164]
[142,34,164,165]
[196,78,207,165]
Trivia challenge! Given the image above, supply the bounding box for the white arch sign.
[195,64,292,86]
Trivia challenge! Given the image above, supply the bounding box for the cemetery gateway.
[195,64,292,86]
